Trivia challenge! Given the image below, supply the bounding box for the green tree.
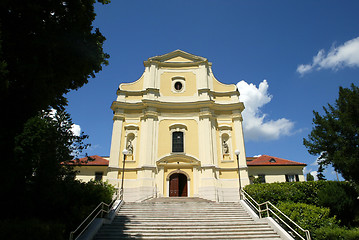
[0,0,109,211]
[303,84,359,185]
[317,163,326,181]
[306,172,314,181]
[14,109,89,187]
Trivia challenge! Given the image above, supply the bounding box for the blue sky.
[65,1,359,181]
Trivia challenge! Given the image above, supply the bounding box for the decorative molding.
[124,124,139,130]
[169,123,188,131]
[166,169,191,181]
[113,114,125,121]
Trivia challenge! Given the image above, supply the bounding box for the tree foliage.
[0,0,110,213]
[0,0,110,184]
[303,83,359,184]
[306,172,314,181]
[14,109,89,187]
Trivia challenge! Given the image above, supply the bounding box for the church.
[70,50,306,202]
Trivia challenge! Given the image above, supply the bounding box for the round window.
[174,81,183,91]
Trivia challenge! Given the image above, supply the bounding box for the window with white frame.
[169,123,187,154]
[171,76,185,93]
[172,131,184,152]
[286,174,299,182]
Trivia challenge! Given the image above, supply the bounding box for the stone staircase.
[94,197,282,240]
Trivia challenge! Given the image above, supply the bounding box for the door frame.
[166,170,190,197]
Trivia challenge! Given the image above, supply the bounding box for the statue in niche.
[127,139,133,155]
[222,139,229,154]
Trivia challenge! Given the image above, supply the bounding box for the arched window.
[172,131,184,152]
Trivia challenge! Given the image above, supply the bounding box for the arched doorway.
[169,173,188,197]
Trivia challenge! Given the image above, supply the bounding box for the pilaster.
[198,108,215,166]
[107,110,125,186]
[139,107,158,167]
[232,110,250,186]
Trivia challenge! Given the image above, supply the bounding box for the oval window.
[174,81,183,91]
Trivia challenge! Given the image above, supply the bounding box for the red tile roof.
[246,155,306,166]
[64,155,109,166]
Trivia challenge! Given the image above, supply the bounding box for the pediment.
[146,49,207,64]
[157,153,200,166]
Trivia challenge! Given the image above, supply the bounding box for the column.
[232,110,250,186]
[198,108,215,166]
[107,111,125,187]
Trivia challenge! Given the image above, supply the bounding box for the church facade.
[104,50,305,202]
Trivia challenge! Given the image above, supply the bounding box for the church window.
[95,172,103,181]
[174,81,183,91]
[172,131,184,152]
[171,76,185,93]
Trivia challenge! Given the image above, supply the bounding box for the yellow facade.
[104,50,304,202]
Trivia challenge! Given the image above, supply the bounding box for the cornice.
[116,88,159,96]
[111,99,244,112]
[144,60,210,68]
[198,88,239,97]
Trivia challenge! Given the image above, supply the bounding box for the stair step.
[94,201,282,240]
[95,234,281,239]
[101,223,272,229]
[100,228,276,234]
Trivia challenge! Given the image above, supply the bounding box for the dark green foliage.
[14,110,88,187]
[304,83,359,185]
[3,109,115,239]
[0,1,112,238]
[244,181,359,225]
[0,0,110,209]
[244,181,327,205]
[252,176,265,184]
[0,181,115,240]
[306,172,314,181]
[318,181,359,226]
[314,226,359,240]
[277,202,338,239]
[317,163,326,181]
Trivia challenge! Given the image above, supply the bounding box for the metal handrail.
[241,190,311,240]
[69,192,120,240]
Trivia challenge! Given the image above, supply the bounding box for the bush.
[0,218,65,240]
[20,179,116,239]
[318,181,359,225]
[277,202,339,239]
[314,226,359,240]
[243,181,328,205]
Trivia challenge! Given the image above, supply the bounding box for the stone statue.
[127,139,133,155]
[223,139,229,154]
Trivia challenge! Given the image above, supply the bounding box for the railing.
[69,192,120,240]
[241,190,311,240]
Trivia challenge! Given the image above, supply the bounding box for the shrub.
[277,202,339,239]
[0,218,65,240]
[243,181,328,205]
[314,226,359,240]
[318,181,359,225]
[243,181,358,209]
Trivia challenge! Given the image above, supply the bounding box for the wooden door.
[169,173,187,197]
[169,174,179,196]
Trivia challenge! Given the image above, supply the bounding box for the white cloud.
[71,124,81,137]
[310,171,318,181]
[303,167,318,181]
[237,80,295,141]
[297,36,359,75]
